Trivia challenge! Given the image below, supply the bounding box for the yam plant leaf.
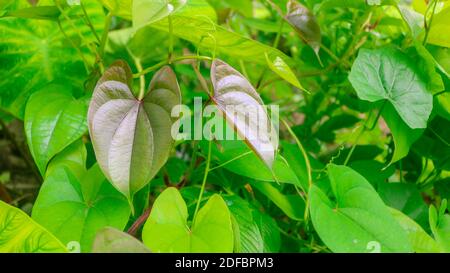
[427,6,450,48]
[25,85,89,176]
[0,5,60,20]
[92,227,151,253]
[285,0,322,55]
[142,0,293,65]
[0,201,67,253]
[390,208,442,253]
[211,59,278,168]
[429,201,450,252]
[142,187,234,253]
[309,164,412,253]
[382,104,424,165]
[203,138,301,186]
[32,164,131,253]
[265,52,307,92]
[88,60,181,200]
[349,47,433,129]
[133,0,187,28]
[0,14,84,118]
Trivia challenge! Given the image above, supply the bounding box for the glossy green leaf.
[32,164,131,252]
[133,0,187,28]
[211,59,278,168]
[429,201,450,252]
[285,0,322,55]
[309,164,412,253]
[88,61,181,200]
[265,53,306,91]
[205,138,301,186]
[0,201,67,253]
[390,208,441,253]
[25,85,88,175]
[92,227,151,253]
[142,187,234,252]
[428,6,450,48]
[349,47,433,129]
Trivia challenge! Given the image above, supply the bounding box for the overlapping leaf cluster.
[0,0,449,253]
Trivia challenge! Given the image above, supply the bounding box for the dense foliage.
[0,0,449,253]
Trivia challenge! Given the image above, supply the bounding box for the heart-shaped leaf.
[285,0,322,55]
[32,163,131,253]
[92,227,151,253]
[0,200,67,253]
[88,60,181,200]
[211,59,278,168]
[25,85,89,176]
[349,47,433,129]
[309,164,412,253]
[142,187,234,253]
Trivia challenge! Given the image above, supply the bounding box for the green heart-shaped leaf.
[142,187,234,253]
[0,201,67,253]
[309,164,412,253]
[349,47,433,129]
[211,59,278,168]
[25,85,88,175]
[32,159,131,252]
[88,60,181,200]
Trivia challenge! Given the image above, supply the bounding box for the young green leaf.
[285,0,322,55]
[309,164,412,253]
[24,85,88,176]
[32,164,131,252]
[92,227,151,253]
[147,0,293,65]
[429,201,450,252]
[265,52,308,92]
[142,187,234,252]
[133,0,187,28]
[88,60,181,200]
[390,208,442,253]
[203,137,300,186]
[427,6,450,48]
[0,201,67,253]
[211,59,278,168]
[349,47,433,129]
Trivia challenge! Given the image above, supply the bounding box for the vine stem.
[281,118,313,221]
[168,15,174,62]
[98,11,113,71]
[127,207,152,237]
[135,59,146,100]
[192,140,212,226]
[423,0,438,46]
[133,55,213,78]
[344,101,386,166]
